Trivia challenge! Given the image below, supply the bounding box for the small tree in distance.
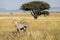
[20,1,50,19]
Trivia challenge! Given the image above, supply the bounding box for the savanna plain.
[0,12,60,40]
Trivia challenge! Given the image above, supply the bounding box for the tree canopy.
[20,1,50,19]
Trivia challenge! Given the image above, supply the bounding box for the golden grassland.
[0,12,60,40]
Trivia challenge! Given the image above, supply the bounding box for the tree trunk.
[31,10,38,19]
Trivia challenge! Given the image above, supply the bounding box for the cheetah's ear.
[13,20,18,24]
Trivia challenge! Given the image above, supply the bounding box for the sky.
[0,0,60,10]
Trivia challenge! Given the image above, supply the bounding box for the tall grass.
[0,13,60,40]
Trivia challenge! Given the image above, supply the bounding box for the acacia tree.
[20,1,50,19]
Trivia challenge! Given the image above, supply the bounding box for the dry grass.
[0,12,60,40]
